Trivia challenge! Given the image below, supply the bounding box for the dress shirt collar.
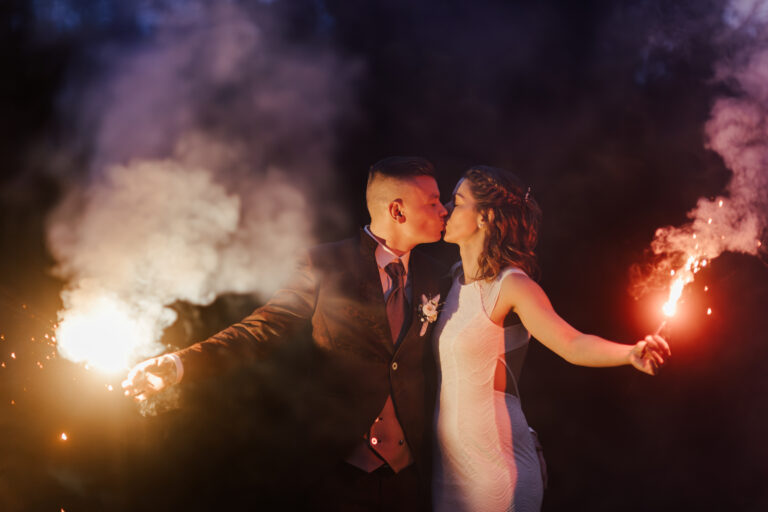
[364,225,411,272]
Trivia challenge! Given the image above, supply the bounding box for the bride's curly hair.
[464,166,542,281]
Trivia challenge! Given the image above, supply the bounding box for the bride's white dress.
[432,266,543,512]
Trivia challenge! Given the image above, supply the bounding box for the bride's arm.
[494,274,670,374]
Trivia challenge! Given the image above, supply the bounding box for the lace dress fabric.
[432,266,543,512]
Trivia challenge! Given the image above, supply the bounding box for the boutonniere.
[418,294,441,336]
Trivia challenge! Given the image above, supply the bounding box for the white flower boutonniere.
[418,294,441,336]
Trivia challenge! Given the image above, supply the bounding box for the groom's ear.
[388,199,406,223]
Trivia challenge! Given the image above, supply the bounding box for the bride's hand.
[629,335,671,376]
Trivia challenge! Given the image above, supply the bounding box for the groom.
[123,156,449,511]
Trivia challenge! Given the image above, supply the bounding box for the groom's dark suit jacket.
[177,230,448,481]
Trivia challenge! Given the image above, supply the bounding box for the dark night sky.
[1,1,767,511]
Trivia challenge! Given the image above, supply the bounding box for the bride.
[432,166,670,512]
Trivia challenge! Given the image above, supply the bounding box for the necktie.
[384,260,407,344]
[345,258,414,473]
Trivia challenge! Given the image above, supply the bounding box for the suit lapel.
[357,230,396,357]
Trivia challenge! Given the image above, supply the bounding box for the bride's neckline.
[457,268,482,287]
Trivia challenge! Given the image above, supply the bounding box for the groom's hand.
[121,354,179,401]
[629,335,671,376]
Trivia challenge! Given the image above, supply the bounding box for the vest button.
[391,362,398,370]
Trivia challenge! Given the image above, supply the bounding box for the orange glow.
[55,295,164,375]
[56,297,142,373]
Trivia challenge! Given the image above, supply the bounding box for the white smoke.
[637,0,768,294]
[47,2,358,371]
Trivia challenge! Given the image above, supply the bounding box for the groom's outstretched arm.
[178,253,319,380]
[123,252,319,399]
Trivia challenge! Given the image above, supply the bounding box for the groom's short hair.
[366,156,436,216]
[367,156,435,183]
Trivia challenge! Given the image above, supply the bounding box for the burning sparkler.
[653,251,711,335]
[54,294,168,375]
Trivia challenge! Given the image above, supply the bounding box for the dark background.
[1,0,767,510]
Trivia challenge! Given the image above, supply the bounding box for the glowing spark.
[718,200,723,207]
[60,433,68,441]
[107,384,114,391]
[10,400,15,405]
[10,353,15,359]
[759,240,763,248]
[670,270,675,276]
[693,234,697,240]
[707,218,713,224]
[56,295,160,374]
[707,308,712,315]
[704,286,709,292]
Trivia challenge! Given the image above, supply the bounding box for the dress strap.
[479,267,528,318]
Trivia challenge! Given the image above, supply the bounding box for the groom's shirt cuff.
[168,353,184,384]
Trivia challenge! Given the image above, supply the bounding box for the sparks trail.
[0,284,60,376]
[0,284,57,329]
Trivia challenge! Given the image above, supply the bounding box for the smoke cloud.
[46,1,359,369]
[632,0,768,297]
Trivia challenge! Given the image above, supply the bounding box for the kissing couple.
[123,156,670,512]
